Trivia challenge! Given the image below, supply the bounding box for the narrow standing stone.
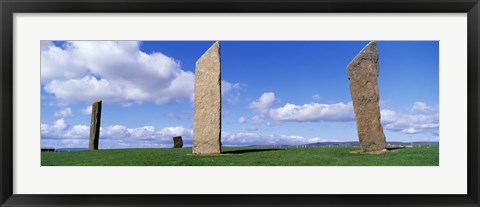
[347,41,387,152]
[89,100,102,150]
[173,136,183,148]
[193,41,221,155]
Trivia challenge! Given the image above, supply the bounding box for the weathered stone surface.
[173,136,183,148]
[347,41,387,152]
[193,41,222,155]
[88,100,102,150]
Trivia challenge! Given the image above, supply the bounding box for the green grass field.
[41,145,439,166]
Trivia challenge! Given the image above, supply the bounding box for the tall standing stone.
[347,41,386,152]
[193,41,221,155]
[173,136,183,148]
[89,100,102,150]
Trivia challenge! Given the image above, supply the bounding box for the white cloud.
[248,92,277,114]
[380,109,397,123]
[381,110,439,135]
[81,105,92,115]
[381,102,439,136]
[311,94,321,102]
[244,126,258,131]
[41,41,195,105]
[129,126,156,139]
[41,118,192,142]
[307,137,330,143]
[269,102,355,122]
[41,118,195,149]
[54,107,73,117]
[41,137,176,149]
[102,125,192,140]
[41,42,90,83]
[248,93,354,124]
[65,125,90,139]
[251,115,265,124]
[53,118,67,130]
[246,93,438,138]
[221,80,240,96]
[225,92,240,105]
[42,139,90,149]
[221,132,331,146]
[121,101,139,108]
[222,81,241,106]
[103,125,128,138]
[41,119,343,148]
[238,116,246,124]
[159,126,192,138]
[41,118,87,139]
[166,111,192,120]
[411,101,437,113]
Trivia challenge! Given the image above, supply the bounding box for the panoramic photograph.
[40,40,439,166]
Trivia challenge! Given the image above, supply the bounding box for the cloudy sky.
[41,41,439,149]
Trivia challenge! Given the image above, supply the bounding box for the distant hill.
[55,148,88,152]
[47,142,438,151]
[249,141,439,148]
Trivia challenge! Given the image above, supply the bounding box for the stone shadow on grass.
[351,146,409,154]
[386,146,410,150]
[222,148,285,154]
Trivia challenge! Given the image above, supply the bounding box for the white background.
[13,13,467,194]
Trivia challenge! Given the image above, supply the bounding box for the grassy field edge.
[41,146,439,166]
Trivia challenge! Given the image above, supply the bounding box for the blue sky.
[40,41,439,149]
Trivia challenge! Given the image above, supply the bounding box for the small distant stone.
[41,147,55,152]
[173,136,183,148]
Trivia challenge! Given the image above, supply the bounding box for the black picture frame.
[1,0,479,206]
